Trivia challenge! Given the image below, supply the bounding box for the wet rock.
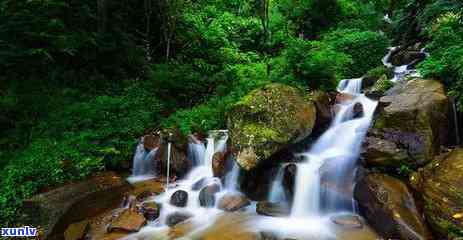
[141,202,160,221]
[166,212,193,227]
[312,90,333,128]
[364,75,394,99]
[19,172,131,239]
[391,50,426,66]
[361,134,409,168]
[199,184,221,207]
[218,193,250,212]
[353,102,364,119]
[411,148,463,238]
[156,137,191,178]
[170,190,188,207]
[228,83,317,170]
[283,163,297,199]
[64,220,89,240]
[212,151,229,178]
[354,173,431,240]
[191,177,220,191]
[335,92,355,103]
[107,209,147,233]
[256,201,290,217]
[330,214,363,229]
[363,79,450,168]
[143,134,160,150]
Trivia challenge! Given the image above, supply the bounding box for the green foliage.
[161,62,271,135]
[277,0,341,38]
[419,12,463,108]
[273,37,352,90]
[0,81,162,224]
[323,29,389,77]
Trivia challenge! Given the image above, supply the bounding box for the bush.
[323,29,389,77]
[274,37,352,90]
[161,62,271,135]
[0,81,163,225]
[418,12,463,108]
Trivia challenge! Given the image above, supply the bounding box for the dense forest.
[1,0,462,238]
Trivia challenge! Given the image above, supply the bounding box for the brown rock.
[19,172,131,239]
[331,214,363,229]
[107,209,146,233]
[212,151,228,178]
[64,220,89,240]
[143,134,160,150]
[354,173,432,240]
[141,202,161,221]
[412,148,463,238]
[218,193,250,212]
[256,201,290,217]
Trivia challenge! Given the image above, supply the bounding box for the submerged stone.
[166,212,193,227]
[256,201,290,217]
[107,209,146,233]
[199,183,221,207]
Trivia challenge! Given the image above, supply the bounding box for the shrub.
[419,12,463,108]
[0,81,163,225]
[275,37,352,90]
[323,29,389,78]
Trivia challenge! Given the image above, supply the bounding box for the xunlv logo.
[1,226,37,237]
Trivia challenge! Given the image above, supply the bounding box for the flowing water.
[291,78,378,217]
[127,137,158,184]
[382,46,427,82]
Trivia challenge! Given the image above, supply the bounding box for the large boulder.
[20,172,131,240]
[354,173,431,240]
[228,83,316,170]
[362,79,449,169]
[410,148,463,238]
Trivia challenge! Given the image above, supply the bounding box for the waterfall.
[188,136,206,166]
[291,78,378,217]
[225,162,240,191]
[127,137,157,184]
[204,137,215,177]
[268,164,289,203]
[166,142,172,189]
[382,46,425,82]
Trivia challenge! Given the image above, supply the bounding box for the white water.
[224,162,241,191]
[127,137,158,184]
[187,136,206,166]
[166,142,172,189]
[383,46,426,82]
[291,78,378,217]
[268,164,288,203]
[128,131,236,232]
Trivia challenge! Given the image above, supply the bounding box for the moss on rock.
[228,83,316,170]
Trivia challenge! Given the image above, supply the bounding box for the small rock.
[166,212,193,227]
[256,201,290,217]
[170,190,188,207]
[331,214,363,229]
[353,102,364,119]
[191,177,220,191]
[217,193,250,212]
[212,151,228,178]
[107,209,146,233]
[141,202,160,221]
[64,220,89,240]
[199,184,221,207]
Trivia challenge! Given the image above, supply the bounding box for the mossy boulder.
[362,79,449,169]
[228,83,316,170]
[410,148,463,238]
[354,173,432,240]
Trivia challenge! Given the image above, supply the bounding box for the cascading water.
[291,78,378,217]
[383,46,427,82]
[187,135,206,166]
[127,137,158,184]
